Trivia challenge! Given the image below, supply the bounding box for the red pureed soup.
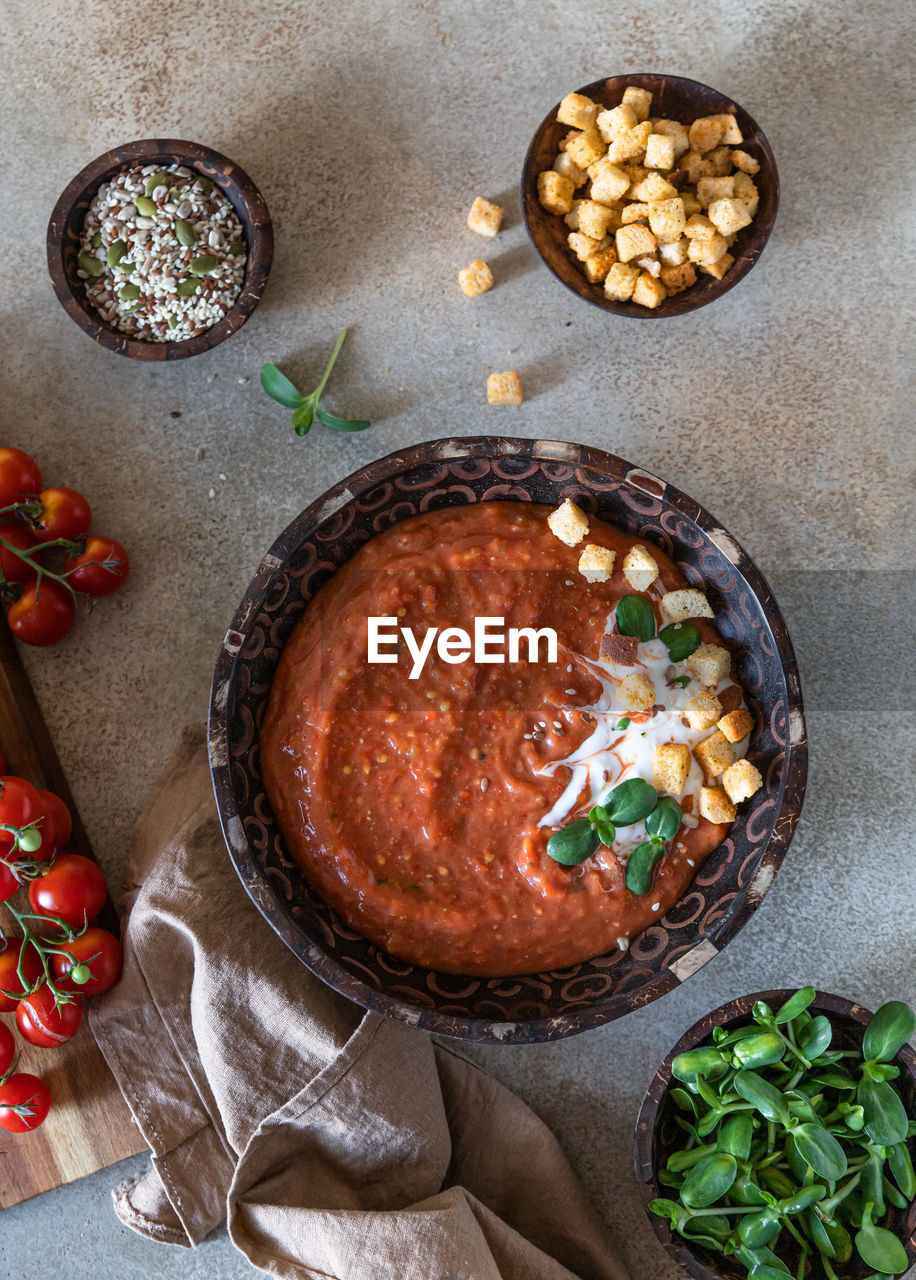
[261,502,760,976]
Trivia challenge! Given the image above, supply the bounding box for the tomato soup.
[261,503,734,975]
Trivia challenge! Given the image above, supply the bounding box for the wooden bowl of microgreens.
[634,988,916,1280]
[47,138,272,361]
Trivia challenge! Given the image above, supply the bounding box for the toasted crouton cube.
[679,151,714,184]
[622,543,659,590]
[699,786,736,823]
[684,214,717,239]
[632,272,667,309]
[661,589,714,622]
[707,197,752,236]
[568,231,605,261]
[722,758,763,804]
[553,151,589,186]
[731,149,760,175]
[704,145,734,177]
[630,171,679,203]
[648,197,687,245]
[694,730,734,778]
[548,499,589,546]
[684,691,723,731]
[557,92,600,130]
[688,232,728,265]
[487,370,523,406]
[623,164,649,185]
[584,244,619,282]
[635,255,661,278]
[578,543,616,582]
[458,259,494,297]
[653,743,691,795]
[714,113,743,145]
[718,708,754,743]
[538,170,576,215]
[659,237,689,266]
[616,222,657,262]
[699,252,734,280]
[651,118,690,157]
[564,200,585,230]
[733,171,759,217]
[577,200,616,240]
[467,196,504,237]
[689,116,726,155]
[603,261,641,301]
[687,643,731,687]
[608,120,651,163]
[697,176,736,206]
[619,671,656,712]
[588,158,631,205]
[660,262,696,294]
[596,103,638,142]
[565,128,607,170]
[621,202,651,224]
[681,190,702,217]
[622,85,653,122]
[644,133,676,170]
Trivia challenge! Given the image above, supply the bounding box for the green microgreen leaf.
[616,595,655,642]
[291,401,314,436]
[605,777,657,826]
[545,817,599,866]
[645,795,682,842]
[626,838,665,895]
[260,363,306,408]
[315,407,372,432]
[773,986,816,1025]
[863,1001,916,1063]
[261,329,371,439]
[613,717,630,730]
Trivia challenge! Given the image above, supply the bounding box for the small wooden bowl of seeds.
[47,139,272,360]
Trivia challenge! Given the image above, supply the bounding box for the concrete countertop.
[1,0,912,1276]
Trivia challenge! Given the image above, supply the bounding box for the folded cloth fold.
[90,728,629,1280]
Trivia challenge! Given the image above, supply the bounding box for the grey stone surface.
[0,0,913,1276]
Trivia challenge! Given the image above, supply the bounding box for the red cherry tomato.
[16,985,83,1048]
[7,580,75,647]
[0,449,42,509]
[0,860,18,903]
[63,535,129,597]
[0,775,43,861]
[35,790,72,859]
[0,1020,15,1076]
[0,939,43,1012]
[51,927,123,995]
[29,487,91,544]
[0,1072,51,1132]
[0,522,39,583]
[28,854,107,929]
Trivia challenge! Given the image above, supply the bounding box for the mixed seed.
[77,164,247,342]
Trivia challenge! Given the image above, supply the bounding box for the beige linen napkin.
[90,728,629,1280]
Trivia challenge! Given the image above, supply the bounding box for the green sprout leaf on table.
[260,329,371,437]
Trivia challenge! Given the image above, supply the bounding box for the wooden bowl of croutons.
[522,74,778,317]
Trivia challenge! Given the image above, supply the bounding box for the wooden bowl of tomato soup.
[208,438,807,1043]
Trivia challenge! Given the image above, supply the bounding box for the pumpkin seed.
[195,174,214,193]
[189,254,219,275]
[167,314,178,330]
[175,220,198,248]
[135,196,157,217]
[229,240,246,255]
[176,279,200,297]
[90,231,102,248]
[78,252,105,277]
[106,239,127,267]
[144,172,171,197]
[119,283,141,301]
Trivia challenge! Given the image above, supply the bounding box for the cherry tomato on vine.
[29,487,91,544]
[0,860,18,903]
[28,854,107,929]
[16,985,83,1048]
[51,927,123,995]
[0,774,43,861]
[0,1073,51,1132]
[35,790,72,859]
[7,580,75,647]
[0,939,43,1012]
[63,535,130,598]
[0,449,42,509]
[0,1020,15,1077]
[0,522,39,584]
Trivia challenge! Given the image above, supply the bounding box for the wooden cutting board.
[0,615,145,1208]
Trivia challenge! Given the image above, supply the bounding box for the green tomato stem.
[0,536,77,598]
